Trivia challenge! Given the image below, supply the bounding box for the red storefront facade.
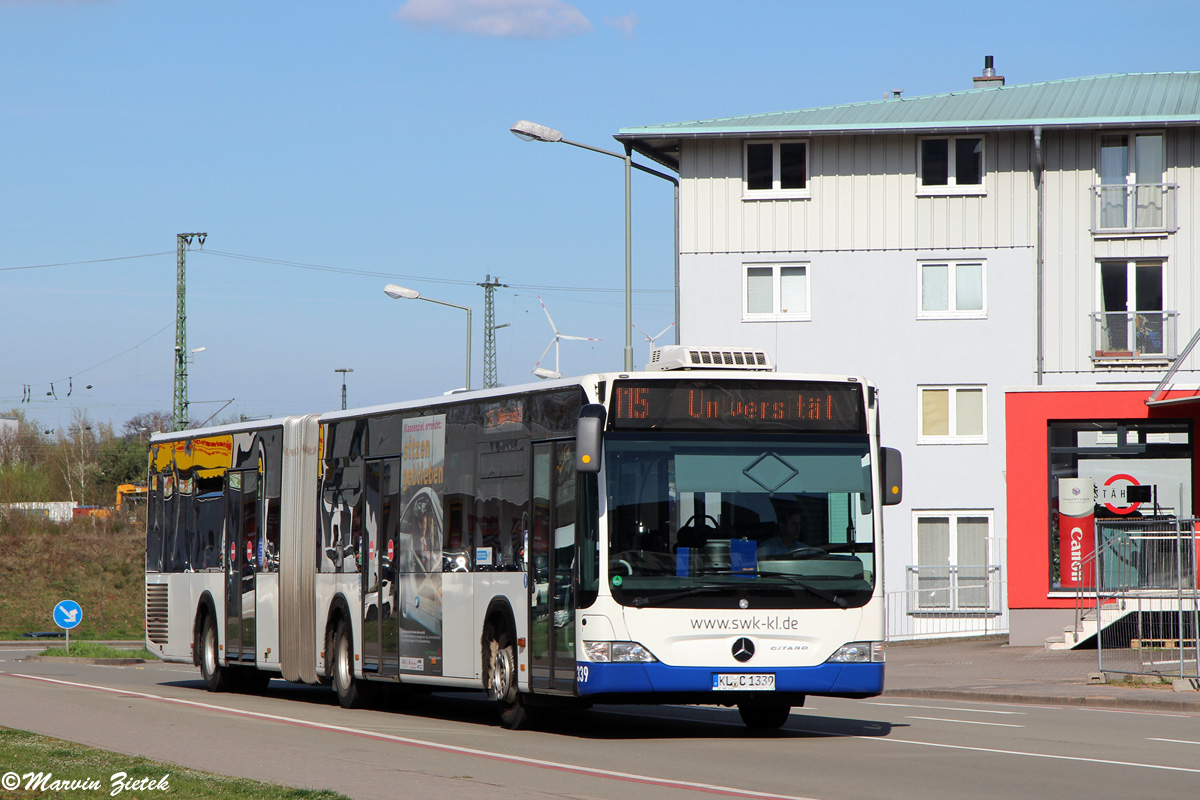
[1005,387,1200,645]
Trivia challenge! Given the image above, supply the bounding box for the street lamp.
[334,368,353,410]
[510,119,680,369]
[383,284,473,391]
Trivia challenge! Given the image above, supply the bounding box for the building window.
[911,511,997,612]
[918,261,985,318]
[1095,132,1166,231]
[918,386,985,443]
[918,136,984,193]
[744,141,808,198]
[1094,260,1169,358]
[743,263,809,321]
[1047,420,1192,590]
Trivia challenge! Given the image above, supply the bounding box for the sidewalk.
[884,637,1200,712]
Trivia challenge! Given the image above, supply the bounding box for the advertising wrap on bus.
[397,415,446,675]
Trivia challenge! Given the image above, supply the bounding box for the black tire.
[332,619,365,709]
[199,615,233,692]
[488,627,530,729]
[737,703,791,730]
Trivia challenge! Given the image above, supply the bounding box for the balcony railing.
[1091,311,1178,361]
[1091,183,1177,234]
[905,564,1004,614]
[886,575,1009,641]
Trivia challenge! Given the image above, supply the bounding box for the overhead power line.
[0,252,172,272]
[2,246,670,293]
[196,249,671,295]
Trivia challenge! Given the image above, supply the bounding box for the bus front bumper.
[574,661,883,699]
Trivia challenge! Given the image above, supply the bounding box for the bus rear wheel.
[488,629,529,729]
[737,702,791,730]
[199,616,232,693]
[332,619,366,709]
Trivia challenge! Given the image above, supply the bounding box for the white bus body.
[146,359,900,729]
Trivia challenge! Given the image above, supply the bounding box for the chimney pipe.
[974,55,1004,88]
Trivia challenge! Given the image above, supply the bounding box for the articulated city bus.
[145,346,901,729]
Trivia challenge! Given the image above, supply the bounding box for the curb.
[884,687,1200,713]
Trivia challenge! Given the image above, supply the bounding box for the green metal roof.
[617,72,1200,170]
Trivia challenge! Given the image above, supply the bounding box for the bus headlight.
[825,641,885,663]
[584,641,658,663]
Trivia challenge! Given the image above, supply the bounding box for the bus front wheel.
[199,616,232,693]
[737,702,791,730]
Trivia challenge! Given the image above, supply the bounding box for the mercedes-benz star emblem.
[732,637,755,663]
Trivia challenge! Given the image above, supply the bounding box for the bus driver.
[758,509,820,557]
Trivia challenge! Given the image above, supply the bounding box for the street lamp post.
[383,284,473,391]
[335,368,353,410]
[510,120,680,370]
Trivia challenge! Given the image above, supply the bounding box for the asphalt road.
[2,647,1199,800]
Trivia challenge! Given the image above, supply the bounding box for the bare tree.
[46,410,111,505]
[122,411,173,439]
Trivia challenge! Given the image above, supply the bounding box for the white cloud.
[395,0,593,39]
[604,13,638,38]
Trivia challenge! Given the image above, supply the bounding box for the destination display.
[609,380,865,432]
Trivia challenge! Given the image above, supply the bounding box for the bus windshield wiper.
[632,585,724,608]
[740,570,849,609]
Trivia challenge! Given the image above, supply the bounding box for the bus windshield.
[605,433,876,609]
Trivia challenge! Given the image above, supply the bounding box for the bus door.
[224,469,259,663]
[363,458,401,676]
[530,440,577,694]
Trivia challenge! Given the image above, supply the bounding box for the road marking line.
[784,724,1200,774]
[867,702,1024,715]
[1,672,820,800]
[890,696,1197,718]
[1147,738,1200,746]
[905,716,1024,728]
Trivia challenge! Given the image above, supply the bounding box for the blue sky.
[4,0,1199,434]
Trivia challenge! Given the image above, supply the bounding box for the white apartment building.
[616,63,1200,644]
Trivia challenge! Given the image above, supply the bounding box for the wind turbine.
[532,296,601,380]
[633,322,675,362]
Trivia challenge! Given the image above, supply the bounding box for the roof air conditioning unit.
[645,346,774,372]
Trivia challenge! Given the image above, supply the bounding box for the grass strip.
[0,727,350,799]
[36,643,158,660]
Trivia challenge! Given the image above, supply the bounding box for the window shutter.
[956,263,983,311]
[922,264,949,311]
[957,517,989,566]
[955,389,984,437]
[921,389,949,437]
[746,267,773,314]
[779,266,807,315]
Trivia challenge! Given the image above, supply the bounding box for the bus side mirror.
[576,404,606,473]
[881,447,902,505]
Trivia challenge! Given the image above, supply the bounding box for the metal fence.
[1089,519,1200,678]
[885,566,1007,641]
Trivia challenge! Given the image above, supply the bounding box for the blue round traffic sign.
[53,600,83,630]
